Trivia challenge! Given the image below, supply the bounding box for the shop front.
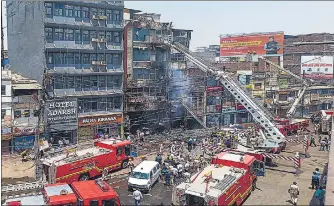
[78,113,123,142]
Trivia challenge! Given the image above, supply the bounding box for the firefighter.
[288,182,300,206]
[311,172,320,190]
[315,186,325,206]
[128,158,135,174]
[155,154,162,165]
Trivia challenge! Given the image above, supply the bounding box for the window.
[46,53,54,64]
[64,53,74,64]
[97,54,105,61]
[75,76,82,89]
[114,75,121,88]
[82,30,89,42]
[14,110,22,118]
[1,85,6,95]
[1,109,6,119]
[113,54,120,65]
[90,8,98,18]
[114,96,121,109]
[90,200,99,206]
[45,2,53,15]
[23,110,31,118]
[55,76,63,89]
[113,32,120,43]
[98,76,106,88]
[64,5,73,17]
[82,7,89,18]
[107,97,114,110]
[90,31,97,39]
[153,166,157,173]
[90,76,98,88]
[91,54,97,62]
[55,53,64,64]
[74,53,81,64]
[82,54,89,64]
[66,76,74,88]
[45,27,53,41]
[114,10,120,21]
[97,97,107,111]
[98,8,105,16]
[54,28,64,41]
[98,31,105,39]
[107,76,114,88]
[106,32,112,43]
[74,6,81,18]
[325,68,329,72]
[91,98,98,111]
[74,30,81,42]
[83,76,90,88]
[116,147,123,155]
[106,9,112,21]
[54,3,64,16]
[102,199,117,206]
[254,83,262,89]
[65,29,74,41]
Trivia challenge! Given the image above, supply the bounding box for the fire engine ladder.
[212,174,237,192]
[179,98,208,129]
[2,181,47,194]
[163,40,285,148]
[44,142,95,158]
[259,57,314,118]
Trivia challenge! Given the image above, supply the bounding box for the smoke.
[169,69,191,117]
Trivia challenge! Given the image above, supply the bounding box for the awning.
[12,84,42,90]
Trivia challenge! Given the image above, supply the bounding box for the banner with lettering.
[13,135,35,151]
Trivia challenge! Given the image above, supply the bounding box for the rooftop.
[41,147,111,166]
[176,165,244,198]
[11,73,42,90]
[72,180,118,200]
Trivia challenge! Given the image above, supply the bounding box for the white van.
[128,160,161,192]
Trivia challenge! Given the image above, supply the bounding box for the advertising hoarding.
[220,32,284,57]
[78,114,123,127]
[45,99,78,130]
[301,56,334,79]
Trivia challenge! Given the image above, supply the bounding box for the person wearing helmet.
[288,182,300,206]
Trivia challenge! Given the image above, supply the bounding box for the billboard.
[220,32,284,57]
[301,56,334,79]
[45,99,78,130]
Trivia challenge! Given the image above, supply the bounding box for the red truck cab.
[5,180,120,206]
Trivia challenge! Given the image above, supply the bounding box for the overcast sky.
[2,1,334,50]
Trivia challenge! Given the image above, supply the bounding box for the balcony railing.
[91,15,108,20]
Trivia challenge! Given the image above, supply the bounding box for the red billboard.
[220,32,284,57]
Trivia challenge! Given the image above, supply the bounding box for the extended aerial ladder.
[162,39,285,150]
[258,56,314,118]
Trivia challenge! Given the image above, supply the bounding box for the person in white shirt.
[133,189,143,206]
[288,182,300,206]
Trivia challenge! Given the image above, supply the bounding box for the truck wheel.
[252,179,257,191]
[79,173,90,181]
[122,160,128,169]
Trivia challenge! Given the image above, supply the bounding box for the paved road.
[109,177,173,205]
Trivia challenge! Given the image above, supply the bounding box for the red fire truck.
[275,118,309,136]
[5,180,121,206]
[41,139,131,184]
[175,151,265,206]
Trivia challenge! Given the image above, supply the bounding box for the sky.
[2,1,334,50]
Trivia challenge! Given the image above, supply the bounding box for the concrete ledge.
[325,117,334,205]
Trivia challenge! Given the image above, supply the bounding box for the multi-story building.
[123,9,193,132]
[11,73,42,153]
[1,70,12,155]
[194,45,220,62]
[6,1,125,143]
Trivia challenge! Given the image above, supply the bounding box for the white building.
[1,70,13,155]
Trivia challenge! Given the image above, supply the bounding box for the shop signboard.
[78,114,123,127]
[301,56,334,79]
[220,32,284,57]
[45,99,78,130]
[13,135,35,151]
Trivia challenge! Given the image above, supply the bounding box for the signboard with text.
[301,56,334,79]
[45,99,78,130]
[78,114,123,127]
[220,32,284,57]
